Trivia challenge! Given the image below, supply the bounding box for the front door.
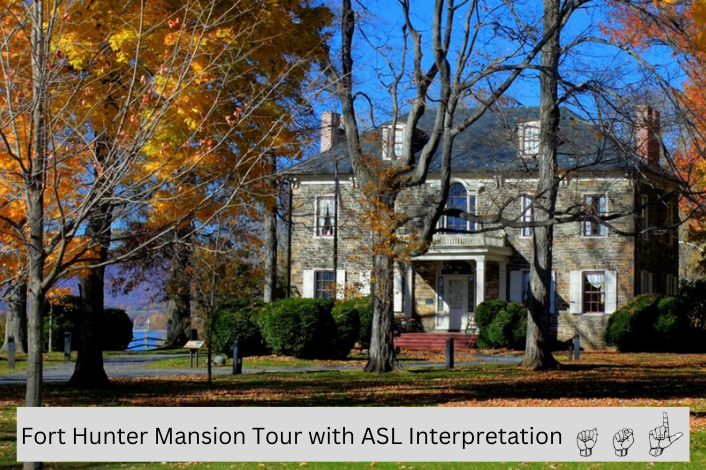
[437,275,471,331]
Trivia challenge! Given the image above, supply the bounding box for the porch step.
[394,332,477,351]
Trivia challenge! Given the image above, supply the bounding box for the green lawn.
[0,352,705,469]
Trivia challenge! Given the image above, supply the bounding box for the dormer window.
[382,124,406,160]
[520,121,540,156]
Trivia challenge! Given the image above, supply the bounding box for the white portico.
[395,232,513,331]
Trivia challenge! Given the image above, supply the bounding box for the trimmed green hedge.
[475,299,527,350]
[603,294,690,352]
[211,299,267,358]
[258,298,337,358]
[331,298,364,356]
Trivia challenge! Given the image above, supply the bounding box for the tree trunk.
[164,236,191,348]
[1,281,27,354]
[364,251,401,373]
[519,0,561,370]
[263,152,278,303]
[67,270,111,388]
[68,139,114,388]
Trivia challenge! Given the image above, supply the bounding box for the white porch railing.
[431,233,505,247]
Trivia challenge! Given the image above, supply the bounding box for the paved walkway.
[0,353,523,385]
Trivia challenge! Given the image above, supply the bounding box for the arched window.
[442,183,475,231]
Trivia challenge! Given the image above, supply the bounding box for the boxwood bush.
[331,297,364,356]
[211,299,266,358]
[258,298,337,358]
[475,299,526,350]
[603,294,691,352]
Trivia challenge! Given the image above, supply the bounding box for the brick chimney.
[320,111,345,152]
[636,106,661,167]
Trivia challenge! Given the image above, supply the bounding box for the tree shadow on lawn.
[0,359,700,408]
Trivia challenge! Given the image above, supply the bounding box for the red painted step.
[394,333,476,350]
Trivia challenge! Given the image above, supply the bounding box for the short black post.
[445,337,454,370]
[573,334,580,361]
[7,336,15,370]
[568,342,574,361]
[64,332,72,361]
[190,350,194,368]
[232,339,242,375]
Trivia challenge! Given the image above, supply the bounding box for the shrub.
[102,308,134,351]
[43,295,82,351]
[331,298,363,357]
[603,294,676,352]
[258,298,336,358]
[474,299,508,349]
[211,299,266,358]
[678,279,706,330]
[478,300,526,350]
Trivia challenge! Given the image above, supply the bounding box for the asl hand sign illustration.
[613,428,634,456]
[649,412,683,457]
[577,428,598,457]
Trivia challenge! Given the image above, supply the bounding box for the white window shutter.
[359,271,371,295]
[303,270,315,298]
[605,270,618,314]
[336,270,346,300]
[570,271,582,314]
[393,267,403,313]
[550,271,556,314]
[509,271,523,303]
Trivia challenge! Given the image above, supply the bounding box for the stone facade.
[286,108,680,350]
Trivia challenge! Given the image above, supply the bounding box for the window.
[668,201,676,245]
[441,183,475,232]
[520,121,540,156]
[315,271,336,299]
[521,195,533,237]
[641,271,653,294]
[583,194,607,237]
[382,125,405,160]
[583,272,606,313]
[316,196,335,236]
[666,274,678,296]
[641,195,649,238]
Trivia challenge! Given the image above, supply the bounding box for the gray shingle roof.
[285,107,640,176]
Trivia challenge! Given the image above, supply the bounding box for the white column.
[498,262,508,301]
[475,258,486,307]
[393,263,403,313]
[404,264,414,319]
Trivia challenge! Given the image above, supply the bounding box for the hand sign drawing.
[577,428,598,457]
[649,412,683,457]
[613,428,634,456]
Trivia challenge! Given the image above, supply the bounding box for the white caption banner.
[17,407,689,462]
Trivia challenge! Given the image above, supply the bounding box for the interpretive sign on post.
[184,340,205,368]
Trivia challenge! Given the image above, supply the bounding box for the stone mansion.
[284,107,680,348]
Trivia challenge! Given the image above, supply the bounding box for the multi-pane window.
[583,194,607,237]
[583,272,605,313]
[315,271,336,299]
[442,183,475,232]
[666,274,678,296]
[641,195,649,238]
[382,125,405,160]
[316,196,335,236]
[521,122,540,156]
[521,195,533,237]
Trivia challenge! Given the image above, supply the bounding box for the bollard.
[568,342,574,361]
[573,334,580,361]
[445,337,454,370]
[64,331,72,361]
[232,339,242,375]
[7,336,15,370]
